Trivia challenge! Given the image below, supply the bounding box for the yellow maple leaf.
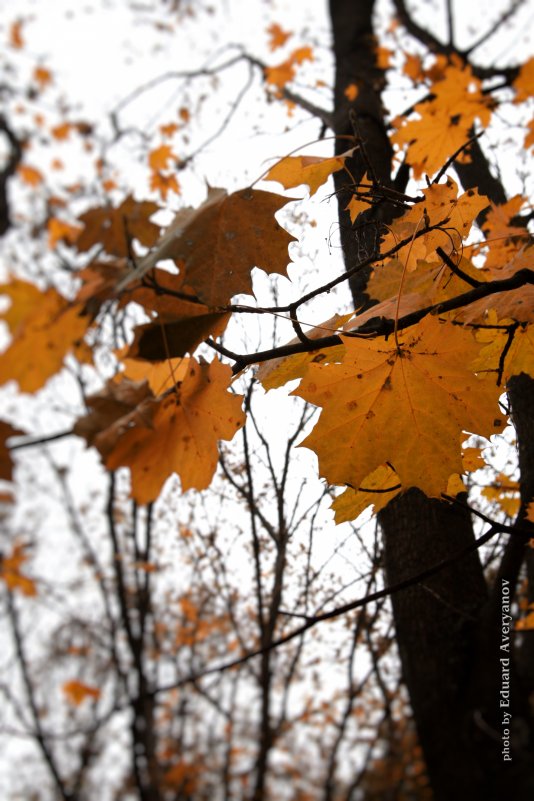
[392,61,493,178]
[481,472,520,518]
[0,285,90,393]
[62,680,101,706]
[381,177,488,269]
[264,151,351,196]
[106,358,245,503]
[473,313,534,385]
[332,464,402,523]
[295,316,505,497]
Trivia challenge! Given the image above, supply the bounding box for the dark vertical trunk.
[328,1,534,798]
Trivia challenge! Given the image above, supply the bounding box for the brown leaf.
[76,196,160,257]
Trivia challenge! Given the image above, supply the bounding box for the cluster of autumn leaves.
[0,42,533,526]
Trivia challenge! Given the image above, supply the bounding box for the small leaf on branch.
[264,150,353,196]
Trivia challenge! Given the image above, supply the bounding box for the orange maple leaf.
[9,20,24,49]
[62,680,101,706]
[267,22,292,51]
[514,56,534,103]
[1,543,37,597]
[148,144,176,172]
[47,218,82,249]
[344,83,359,101]
[17,165,43,187]
[51,122,72,140]
[392,61,493,178]
[0,284,90,392]
[264,150,352,196]
[150,170,181,200]
[105,358,245,504]
[264,46,313,89]
[295,316,505,497]
[33,66,53,88]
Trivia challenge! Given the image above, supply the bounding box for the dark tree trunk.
[328,1,534,798]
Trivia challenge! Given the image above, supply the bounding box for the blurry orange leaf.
[514,56,534,103]
[62,680,101,706]
[148,144,175,171]
[76,196,160,257]
[292,46,313,65]
[51,122,72,140]
[0,421,23,481]
[524,119,534,151]
[267,22,292,51]
[478,473,520,516]
[0,285,90,392]
[178,107,190,123]
[106,358,245,503]
[75,260,130,312]
[376,47,392,69]
[295,316,505,497]
[9,20,24,49]
[47,218,82,249]
[150,171,181,200]
[403,53,423,82]
[73,376,155,459]
[17,165,43,187]
[160,122,179,137]
[265,151,351,196]
[0,278,43,332]
[516,611,534,631]
[265,46,313,89]
[344,83,359,101]
[163,761,199,792]
[33,66,53,88]
[1,543,37,596]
